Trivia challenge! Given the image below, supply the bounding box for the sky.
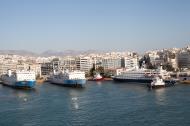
[0,0,190,53]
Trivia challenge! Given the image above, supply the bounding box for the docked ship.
[93,73,104,81]
[113,66,174,84]
[50,70,86,87]
[1,70,36,89]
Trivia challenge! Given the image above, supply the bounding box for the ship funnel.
[8,69,12,77]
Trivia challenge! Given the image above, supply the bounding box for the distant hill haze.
[0,50,37,56]
[0,50,106,57]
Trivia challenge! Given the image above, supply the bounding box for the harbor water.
[0,81,190,126]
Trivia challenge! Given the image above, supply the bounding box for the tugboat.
[147,76,176,89]
[93,73,104,81]
[147,76,165,89]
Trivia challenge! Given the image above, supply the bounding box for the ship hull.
[147,83,175,89]
[180,80,190,84]
[50,79,86,88]
[113,77,176,85]
[93,78,104,81]
[147,84,165,89]
[2,80,36,89]
[113,77,152,83]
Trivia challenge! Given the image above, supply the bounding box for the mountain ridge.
[0,49,107,57]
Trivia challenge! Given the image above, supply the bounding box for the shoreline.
[87,77,113,81]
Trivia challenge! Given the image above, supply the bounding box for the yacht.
[113,66,172,84]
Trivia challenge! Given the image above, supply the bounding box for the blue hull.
[51,79,86,88]
[15,81,36,88]
[2,81,36,89]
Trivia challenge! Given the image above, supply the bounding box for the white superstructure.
[151,77,165,87]
[66,71,86,80]
[53,70,86,80]
[15,71,36,81]
[50,70,86,87]
[113,66,171,83]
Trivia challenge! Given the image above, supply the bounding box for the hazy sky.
[0,0,190,53]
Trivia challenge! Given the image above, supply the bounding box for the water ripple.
[1,82,190,126]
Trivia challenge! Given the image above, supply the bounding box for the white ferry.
[50,70,86,87]
[1,70,36,89]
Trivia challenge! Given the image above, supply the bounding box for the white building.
[76,57,93,73]
[60,57,77,71]
[0,58,17,75]
[121,56,138,69]
[102,57,121,70]
[178,51,190,69]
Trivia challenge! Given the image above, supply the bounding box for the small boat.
[180,79,190,84]
[36,77,45,84]
[147,76,165,89]
[178,72,190,84]
[93,73,104,81]
[148,76,176,89]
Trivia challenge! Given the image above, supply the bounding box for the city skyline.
[0,0,190,53]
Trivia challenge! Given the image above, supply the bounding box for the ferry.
[1,70,36,89]
[113,66,175,84]
[50,70,86,87]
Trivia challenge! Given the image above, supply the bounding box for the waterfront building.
[0,58,17,75]
[60,57,77,71]
[91,57,102,70]
[29,63,41,77]
[76,57,93,73]
[52,58,60,70]
[36,57,52,64]
[178,51,190,69]
[41,62,53,76]
[148,52,160,63]
[121,56,138,69]
[166,53,178,70]
[102,57,121,70]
